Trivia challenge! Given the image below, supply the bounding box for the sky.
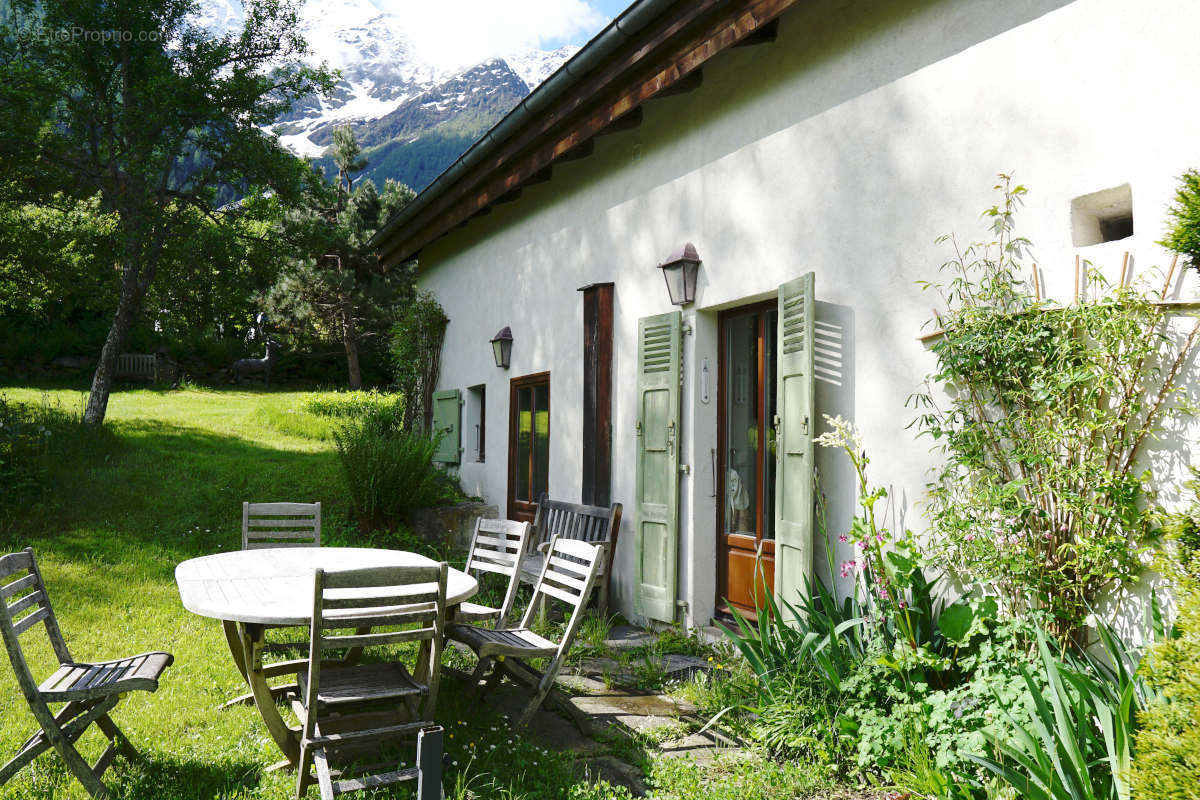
[374,0,632,71]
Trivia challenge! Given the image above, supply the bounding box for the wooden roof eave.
[375,0,801,268]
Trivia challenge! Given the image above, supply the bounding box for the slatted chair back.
[532,494,622,553]
[519,537,602,662]
[464,519,530,626]
[0,548,73,704]
[303,563,448,733]
[242,502,321,550]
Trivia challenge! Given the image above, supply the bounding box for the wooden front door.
[717,303,778,617]
[507,372,550,523]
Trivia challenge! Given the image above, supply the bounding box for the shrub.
[1162,168,1200,268]
[332,406,460,532]
[1131,485,1200,799]
[967,624,1156,800]
[302,389,402,421]
[911,175,1196,644]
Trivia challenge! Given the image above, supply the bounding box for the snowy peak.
[504,45,580,90]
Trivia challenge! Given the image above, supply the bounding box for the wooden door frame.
[716,300,777,616]
[507,371,551,522]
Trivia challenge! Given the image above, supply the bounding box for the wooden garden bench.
[0,548,173,799]
[519,494,622,616]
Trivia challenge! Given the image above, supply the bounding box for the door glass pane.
[516,387,532,501]
[724,313,759,535]
[532,384,550,500]
[762,309,778,541]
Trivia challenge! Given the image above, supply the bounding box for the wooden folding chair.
[242,501,321,549]
[0,548,173,799]
[453,518,531,627]
[448,537,602,728]
[520,495,622,616]
[294,563,448,800]
[224,501,323,708]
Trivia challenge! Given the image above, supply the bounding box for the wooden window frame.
[716,300,777,616]
[507,372,551,523]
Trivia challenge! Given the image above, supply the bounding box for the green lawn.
[0,387,837,799]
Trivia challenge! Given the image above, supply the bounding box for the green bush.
[302,389,402,420]
[1162,168,1200,268]
[332,406,460,532]
[1132,488,1200,800]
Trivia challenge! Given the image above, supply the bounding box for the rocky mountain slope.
[193,0,578,190]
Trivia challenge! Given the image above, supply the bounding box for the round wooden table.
[175,547,477,766]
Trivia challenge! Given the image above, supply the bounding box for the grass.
[0,385,846,799]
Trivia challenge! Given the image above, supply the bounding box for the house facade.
[375,0,1200,628]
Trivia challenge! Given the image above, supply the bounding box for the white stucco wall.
[416,0,1200,627]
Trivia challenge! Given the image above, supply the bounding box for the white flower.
[812,414,864,452]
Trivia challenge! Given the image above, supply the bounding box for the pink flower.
[878,588,889,600]
[839,560,858,578]
[876,533,884,543]
[965,533,976,542]
[1059,524,1068,534]
[898,600,908,609]
[1043,531,1052,540]
[858,539,869,550]
[838,534,849,543]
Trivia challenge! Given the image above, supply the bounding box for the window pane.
[516,387,532,501]
[724,313,758,535]
[762,309,778,541]
[532,384,550,500]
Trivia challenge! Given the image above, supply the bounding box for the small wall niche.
[1071,184,1133,246]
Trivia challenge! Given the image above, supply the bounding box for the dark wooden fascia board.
[731,17,778,47]
[381,0,799,265]
[655,68,703,97]
[594,106,643,136]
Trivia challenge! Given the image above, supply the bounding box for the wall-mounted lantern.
[658,242,701,306]
[490,326,513,369]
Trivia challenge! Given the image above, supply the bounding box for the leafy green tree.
[0,0,332,422]
[1162,168,1200,269]
[264,126,416,389]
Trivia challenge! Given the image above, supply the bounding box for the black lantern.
[658,242,701,306]
[490,326,513,369]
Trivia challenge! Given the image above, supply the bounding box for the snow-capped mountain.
[191,0,579,175]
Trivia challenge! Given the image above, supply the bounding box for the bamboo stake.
[1119,252,1130,288]
[1160,254,1179,300]
[1074,255,1082,303]
[1031,263,1042,301]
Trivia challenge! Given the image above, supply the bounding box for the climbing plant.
[389,291,449,433]
[909,175,1200,644]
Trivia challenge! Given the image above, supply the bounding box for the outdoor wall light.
[490,326,513,369]
[658,242,701,306]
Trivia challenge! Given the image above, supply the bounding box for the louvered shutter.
[432,389,462,464]
[634,311,682,623]
[774,273,815,608]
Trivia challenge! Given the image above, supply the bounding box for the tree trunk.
[83,261,145,424]
[341,302,362,390]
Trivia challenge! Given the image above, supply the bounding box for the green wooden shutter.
[774,273,815,609]
[432,389,462,464]
[634,311,682,623]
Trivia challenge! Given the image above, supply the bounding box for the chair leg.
[50,729,112,799]
[416,727,443,800]
[598,572,610,618]
[515,680,554,729]
[95,713,138,760]
[295,741,314,799]
[312,746,336,800]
